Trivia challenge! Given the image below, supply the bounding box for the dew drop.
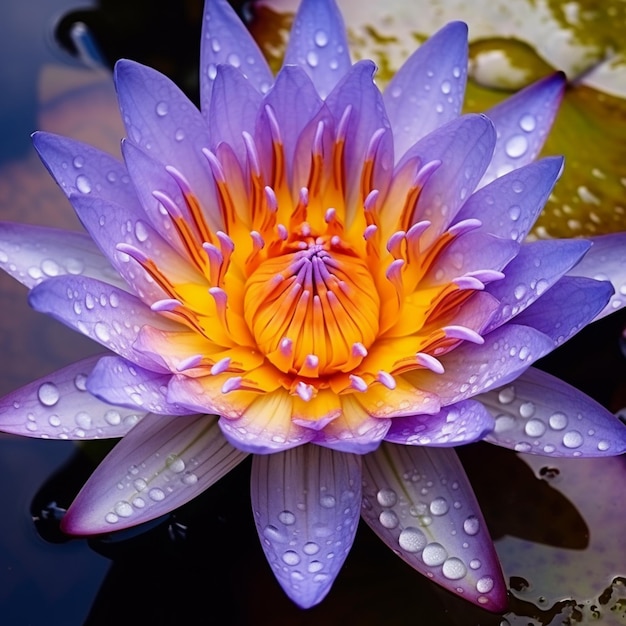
[278,510,296,525]
[463,515,480,536]
[519,113,536,132]
[508,205,521,221]
[398,527,427,553]
[505,135,528,158]
[524,418,546,437]
[134,220,149,242]
[48,415,61,427]
[307,560,323,573]
[320,494,336,508]
[514,284,527,300]
[442,557,467,580]
[314,29,329,47]
[376,487,397,507]
[155,101,168,116]
[548,412,568,430]
[76,175,92,194]
[498,386,515,404]
[166,454,185,473]
[38,382,60,407]
[148,487,165,501]
[562,430,583,449]
[477,575,494,593]
[263,524,286,543]
[422,542,448,566]
[303,542,320,556]
[105,513,119,524]
[379,510,399,529]
[114,501,133,517]
[519,402,535,418]
[282,550,301,566]
[74,411,92,429]
[469,558,481,570]
[441,80,451,94]
[306,50,319,67]
[104,409,122,425]
[430,497,449,516]
[597,440,610,451]
[94,322,111,342]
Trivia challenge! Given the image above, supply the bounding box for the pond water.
[0,1,625,624]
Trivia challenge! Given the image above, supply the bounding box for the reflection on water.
[0,1,625,624]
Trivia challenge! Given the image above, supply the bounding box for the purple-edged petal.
[114,60,217,222]
[32,131,140,208]
[250,444,361,608]
[0,222,123,290]
[62,413,247,535]
[209,64,263,162]
[406,324,555,405]
[454,157,563,243]
[283,0,351,99]
[485,239,591,332]
[481,367,626,457]
[313,395,391,454]
[480,72,566,185]
[218,390,317,454]
[28,275,176,371]
[401,114,495,241]
[256,65,323,180]
[567,232,626,319]
[514,276,613,347]
[385,400,495,446]
[324,60,393,222]
[384,22,468,160]
[361,443,507,612]
[199,0,273,111]
[87,355,189,415]
[0,356,146,439]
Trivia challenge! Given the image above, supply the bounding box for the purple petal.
[70,189,205,304]
[407,324,555,404]
[361,443,507,611]
[218,393,317,454]
[62,413,247,534]
[250,444,361,608]
[485,239,591,332]
[87,355,189,415]
[32,131,139,207]
[384,22,468,160]
[199,0,273,111]
[28,275,176,371]
[514,276,613,347]
[454,157,563,243]
[283,0,351,99]
[425,231,518,287]
[114,60,216,218]
[0,356,147,439]
[481,367,626,457]
[208,64,263,162]
[567,232,626,319]
[385,400,495,446]
[324,60,393,221]
[256,65,323,180]
[480,72,566,185]
[401,114,495,241]
[313,396,391,453]
[0,222,123,290]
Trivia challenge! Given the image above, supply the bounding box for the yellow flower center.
[244,227,380,377]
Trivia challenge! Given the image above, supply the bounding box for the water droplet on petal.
[463,515,480,536]
[376,488,397,507]
[282,550,301,566]
[398,527,427,553]
[505,135,528,159]
[278,510,296,525]
[314,29,328,47]
[38,382,60,407]
[562,430,583,449]
[442,557,467,580]
[429,497,449,516]
[114,501,133,517]
[155,101,168,116]
[519,113,536,132]
[422,542,448,566]
[549,412,568,430]
[148,488,165,501]
[477,575,495,593]
[379,510,399,529]
[76,175,92,194]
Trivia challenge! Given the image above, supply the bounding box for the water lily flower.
[1,0,626,612]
